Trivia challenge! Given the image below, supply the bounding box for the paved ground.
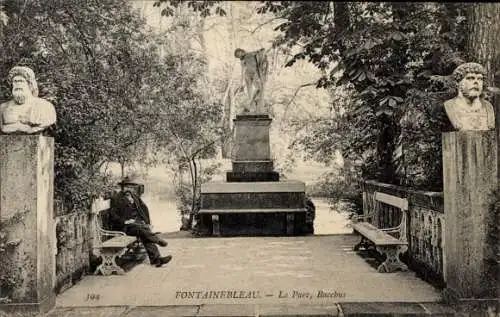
[55,235,442,307]
[47,195,454,316]
[47,302,457,317]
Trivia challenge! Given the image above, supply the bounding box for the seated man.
[109,180,172,267]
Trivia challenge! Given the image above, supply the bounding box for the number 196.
[85,294,100,301]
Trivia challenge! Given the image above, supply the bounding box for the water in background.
[312,198,353,235]
[142,194,352,235]
[118,161,353,235]
[142,195,182,233]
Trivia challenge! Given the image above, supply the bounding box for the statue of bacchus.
[234,48,269,114]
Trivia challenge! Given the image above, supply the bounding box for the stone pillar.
[227,115,279,182]
[442,131,498,308]
[0,135,55,315]
[232,114,272,161]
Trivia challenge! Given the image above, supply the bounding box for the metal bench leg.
[95,248,126,276]
[376,245,408,273]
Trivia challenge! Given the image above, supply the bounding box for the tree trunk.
[466,2,500,306]
[467,4,500,147]
[333,2,349,41]
[221,2,236,159]
[188,157,198,229]
[221,81,234,158]
[120,160,125,179]
[467,4,500,84]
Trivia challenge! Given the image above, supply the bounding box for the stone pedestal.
[200,114,307,236]
[0,135,55,315]
[232,115,272,161]
[199,181,306,236]
[228,115,278,182]
[442,131,498,309]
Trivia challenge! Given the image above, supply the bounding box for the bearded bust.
[444,62,495,131]
[0,66,56,134]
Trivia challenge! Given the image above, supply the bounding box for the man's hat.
[117,176,138,186]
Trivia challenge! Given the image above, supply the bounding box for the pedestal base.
[232,160,274,172]
[199,181,307,236]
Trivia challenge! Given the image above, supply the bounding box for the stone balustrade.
[362,180,445,287]
[54,201,91,294]
[53,197,110,294]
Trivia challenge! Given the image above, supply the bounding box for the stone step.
[201,180,305,193]
[44,302,458,316]
[199,208,307,214]
[201,191,305,209]
[226,171,279,182]
[201,181,306,210]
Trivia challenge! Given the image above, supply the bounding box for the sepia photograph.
[0,1,499,316]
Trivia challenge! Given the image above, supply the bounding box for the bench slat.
[352,222,407,246]
[102,236,137,248]
[374,192,408,210]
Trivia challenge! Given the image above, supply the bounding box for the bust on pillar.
[0,67,56,315]
[0,66,56,135]
[442,62,499,312]
[444,62,495,131]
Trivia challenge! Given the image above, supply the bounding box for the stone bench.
[91,198,143,276]
[352,192,409,273]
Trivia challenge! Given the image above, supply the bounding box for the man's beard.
[462,89,483,111]
[462,88,481,99]
[12,88,29,105]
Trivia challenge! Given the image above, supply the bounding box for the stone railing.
[362,180,445,287]
[53,197,112,294]
[54,201,92,294]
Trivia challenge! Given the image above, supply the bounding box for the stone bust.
[234,48,269,114]
[444,62,495,131]
[0,66,56,134]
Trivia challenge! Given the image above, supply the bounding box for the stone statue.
[234,48,269,114]
[0,66,56,134]
[444,62,495,131]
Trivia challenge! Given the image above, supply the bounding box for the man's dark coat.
[109,191,151,230]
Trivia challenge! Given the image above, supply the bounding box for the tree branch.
[249,17,284,35]
[282,81,318,119]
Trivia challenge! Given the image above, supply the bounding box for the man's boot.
[154,255,172,267]
[156,238,168,247]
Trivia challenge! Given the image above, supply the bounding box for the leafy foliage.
[259,2,469,190]
[153,0,226,18]
[0,0,221,210]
